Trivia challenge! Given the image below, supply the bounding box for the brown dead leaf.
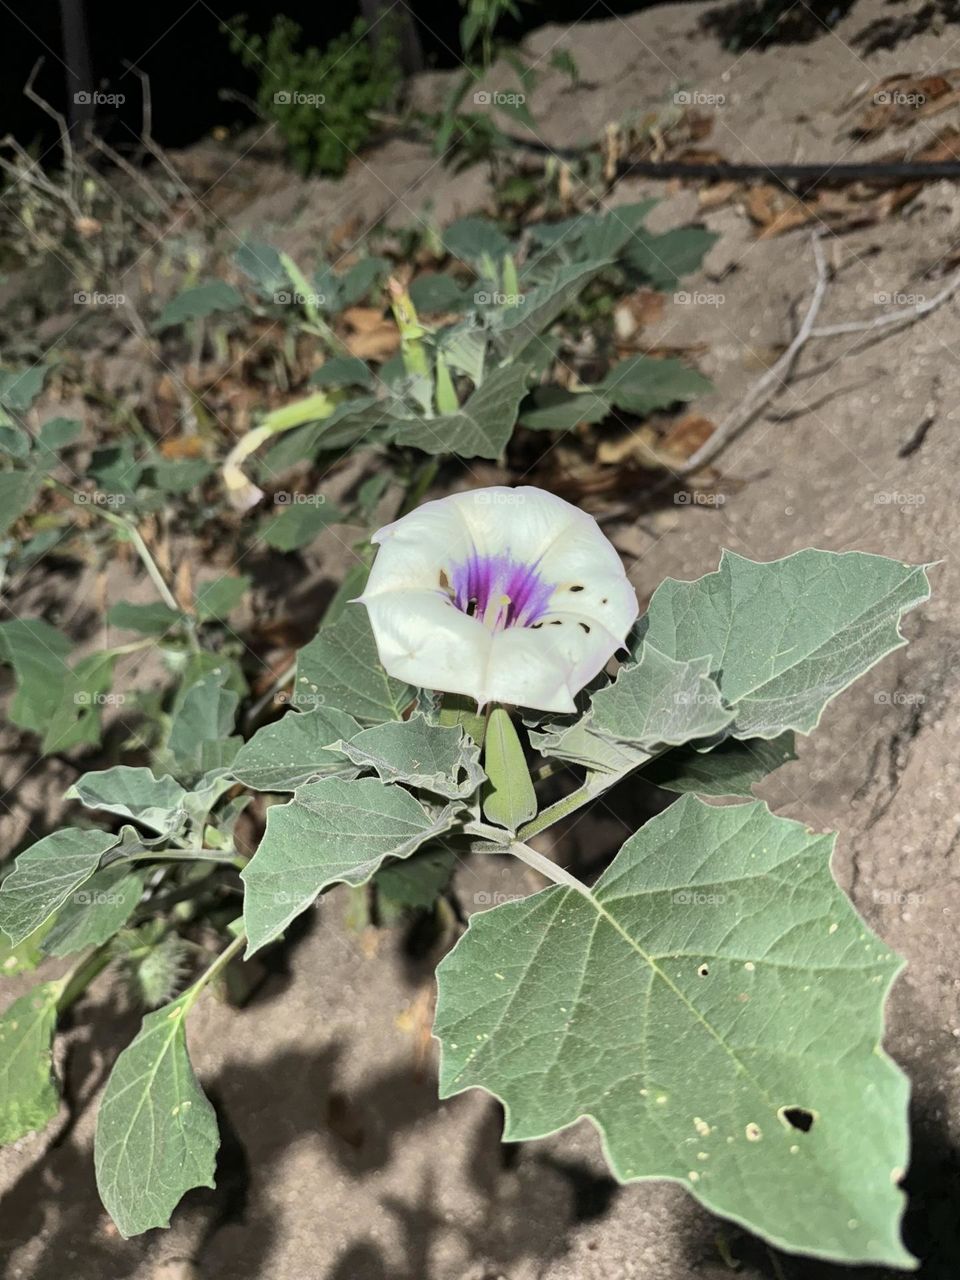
[342,306,400,361]
[613,289,665,342]
[850,72,958,138]
[160,434,205,459]
[698,180,739,210]
[660,413,716,459]
[174,559,193,613]
[596,425,664,468]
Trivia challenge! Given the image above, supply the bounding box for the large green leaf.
[389,361,531,459]
[435,796,911,1267]
[641,550,932,738]
[625,225,718,289]
[42,649,120,755]
[0,828,120,945]
[336,713,484,799]
[241,778,461,955]
[643,732,797,797]
[95,993,219,1237]
[259,498,345,551]
[231,705,361,791]
[0,982,61,1144]
[0,363,50,411]
[295,605,413,723]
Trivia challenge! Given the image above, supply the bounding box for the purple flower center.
[447,552,554,632]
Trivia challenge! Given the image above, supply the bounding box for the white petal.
[365,503,473,598]
[359,592,491,700]
[483,612,625,712]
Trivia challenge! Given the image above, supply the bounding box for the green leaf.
[195,574,251,622]
[37,416,83,453]
[0,618,71,733]
[390,361,531,459]
[643,732,797,797]
[42,649,120,755]
[157,281,244,330]
[408,274,469,314]
[0,982,61,1144]
[0,364,50,412]
[337,713,484,799]
[578,200,658,261]
[443,217,511,270]
[231,705,361,791]
[147,458,213,494]
[241,778,461,954]
[309,356,374,390]
[482,707,536,831]
[532,647,732,775]
[95,993,219,1237]
[625,226,718,289]
[600,355,711,416]
[519,388,611,431]
[435,796,911,1267]
[167,674,240,777]
[66,766,188,835]
[0,471,42,535]
[492,260,610,361]
[0,920,52,976]
[641,549,932,738]
[107,600,186,636]
[234,240,288,296]
[42,865,146,956]
[0,828,120,945]
[295,605,413,723]
[0,423,32,458]
[259,498,345,551]
[339,256,391,307]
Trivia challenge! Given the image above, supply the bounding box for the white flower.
[357,486,638,713]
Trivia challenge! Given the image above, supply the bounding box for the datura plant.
[0,484,933,1269]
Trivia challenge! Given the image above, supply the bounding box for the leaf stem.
[517,781,594,841]
[54,942,113,1013]
[507,840,592,899]
[182,930,246,1013]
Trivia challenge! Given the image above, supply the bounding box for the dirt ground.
[3,0,960,1276]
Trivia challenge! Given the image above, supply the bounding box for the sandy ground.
[3,0,960,1276]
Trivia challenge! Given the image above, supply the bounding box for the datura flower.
[357,486,638,713]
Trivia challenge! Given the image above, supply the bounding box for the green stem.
[121,848,246,869]
[508,840,591,898]
[182,931,246,1013]
[516,781,594,842]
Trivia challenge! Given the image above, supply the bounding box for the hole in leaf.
[778,1105,815,1133]
[579,622,591,634]
[696,963,709,977]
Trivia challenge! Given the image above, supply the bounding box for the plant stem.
[182,931,246,1012]
[122,848,246,868]
[508,840,592,899]
[517,781,594,842]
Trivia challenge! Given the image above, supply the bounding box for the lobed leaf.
[231,705,361,791]
[295,605,413,723]
[336,713,484,799]
[435,796,911,1267]
[0,828,120,946]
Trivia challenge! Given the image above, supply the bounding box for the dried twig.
[678,233,830,476]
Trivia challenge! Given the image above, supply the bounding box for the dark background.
[3,1,643,155]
